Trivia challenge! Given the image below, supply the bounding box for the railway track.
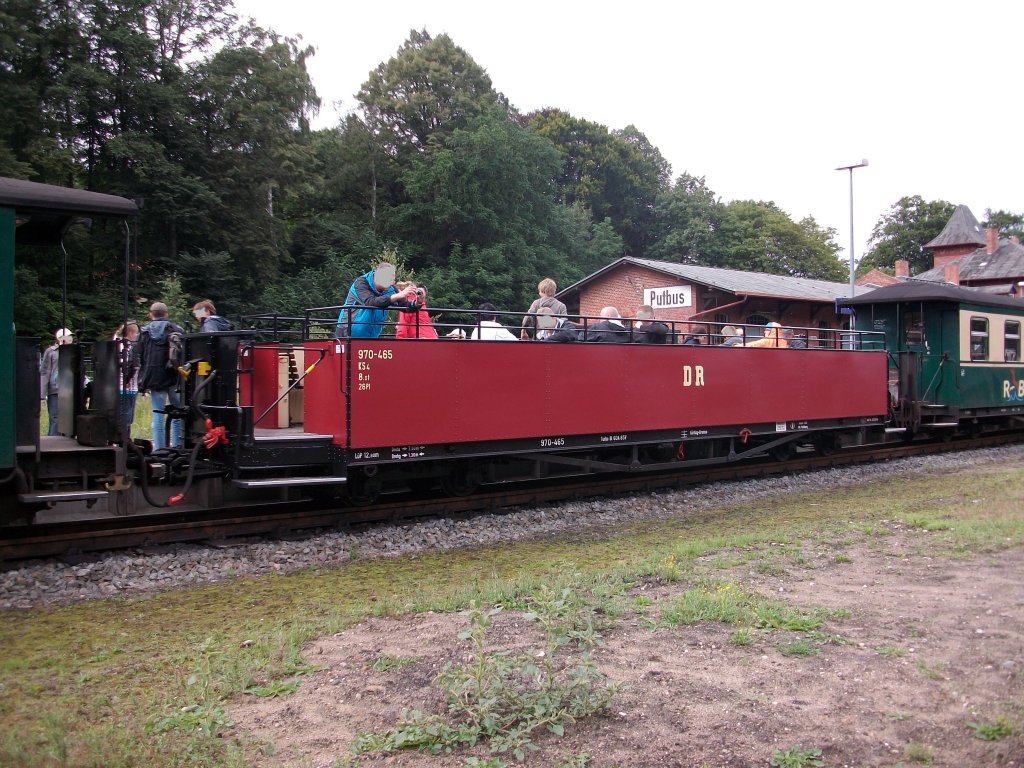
[2,433,1022,563]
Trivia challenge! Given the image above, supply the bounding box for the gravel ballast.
[3,445,1022,610]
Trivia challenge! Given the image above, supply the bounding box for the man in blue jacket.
[336,263,418,338]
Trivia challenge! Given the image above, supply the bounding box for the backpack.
[166,330,185,369]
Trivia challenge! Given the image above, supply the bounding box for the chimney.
[944,263,960,285]
[894,259,910,278]
[986,227,998,255]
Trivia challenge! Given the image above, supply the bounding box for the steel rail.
[2,433,1021,563]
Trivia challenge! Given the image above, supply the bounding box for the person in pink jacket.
[394,282,438,339]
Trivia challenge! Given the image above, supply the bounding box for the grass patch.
[778,640,820,657]
[2,463,1022,766]
[353,589,617,761]
[875,645,908,658]
[370,654,417,673]
[769,744,824,767]
[915,656,947,681]
[902,741,934,765]
[966,717,1014,740]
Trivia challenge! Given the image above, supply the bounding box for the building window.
[712,313,728,343]
[745,313,769,327]
[1005,321,1021,362]
[970,317,989,361]
[816,321,832,349]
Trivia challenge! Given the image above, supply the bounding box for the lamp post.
[835,159,868,298]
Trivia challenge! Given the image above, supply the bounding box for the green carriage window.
[970,317,989,361]
[904,310,925,346]
[1005,321,1020,362]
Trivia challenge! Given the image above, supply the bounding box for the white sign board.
[644,285,692,310]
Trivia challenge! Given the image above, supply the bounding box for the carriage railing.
[240,306,886,351]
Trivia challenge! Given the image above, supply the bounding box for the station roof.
[914,238,1024,284]
[839,279,1024,310]
[0,176,138,245]
[558,257,869,303]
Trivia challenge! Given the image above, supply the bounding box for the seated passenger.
[533,307,558,340]
[632,305,670,344]
[394,282,438,339]
[470,303,518,340]
[745,322,788,348]
[541,311,583,343]
[787,329,808,349]
[582,306,629,342]
[719,325,744,346]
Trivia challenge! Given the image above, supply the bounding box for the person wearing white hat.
[40,327,74,435]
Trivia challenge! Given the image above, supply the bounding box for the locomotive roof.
[560,257,870,303]
[839,279,1024,310]
[0,175,138,245]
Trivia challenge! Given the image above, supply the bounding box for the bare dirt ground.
[229,536,1024,768]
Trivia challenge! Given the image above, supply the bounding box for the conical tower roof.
[924,205,986,249]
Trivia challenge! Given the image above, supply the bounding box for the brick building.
[556,257,867,342]
[914,205,1024,296]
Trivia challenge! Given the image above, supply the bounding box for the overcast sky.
[233,0,1021,270]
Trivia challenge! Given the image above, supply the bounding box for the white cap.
[55,327,73,341]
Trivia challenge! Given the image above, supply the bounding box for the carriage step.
[927,422,960,427]
[233,476,348,488]
[18,490,108,503]
[885,427,907,433]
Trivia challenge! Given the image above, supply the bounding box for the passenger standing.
[521,278,567,339]
[133,302,185,450]
[394,282,439,339]
[113,321,140,440]
[470,303,519,341]
[191,299,233,332]
[39,327,73,436]
[336,262,417,338]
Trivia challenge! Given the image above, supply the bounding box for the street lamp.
[835,159,868,298]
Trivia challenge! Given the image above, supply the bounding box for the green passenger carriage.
[843,282,1024,436]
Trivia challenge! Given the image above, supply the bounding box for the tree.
[647,172,722,264]
[983,209,1024,241]
[4,0,322,338]
[714,200,845,280]
[858,196,956,276]
[358,29,508,154]
[393,117,563,269]
[524,109,669,255]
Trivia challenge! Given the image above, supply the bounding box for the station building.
[556,256,868,345]
[912,205,1024,297]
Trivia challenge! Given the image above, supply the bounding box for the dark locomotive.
[3,177,1023,526]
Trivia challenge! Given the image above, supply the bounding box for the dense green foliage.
[856,196,957,276]
[857,198,1024,277]
[17,4,1009,341]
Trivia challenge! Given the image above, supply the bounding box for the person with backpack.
[191,299,233,332]
[132,302,185,450]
